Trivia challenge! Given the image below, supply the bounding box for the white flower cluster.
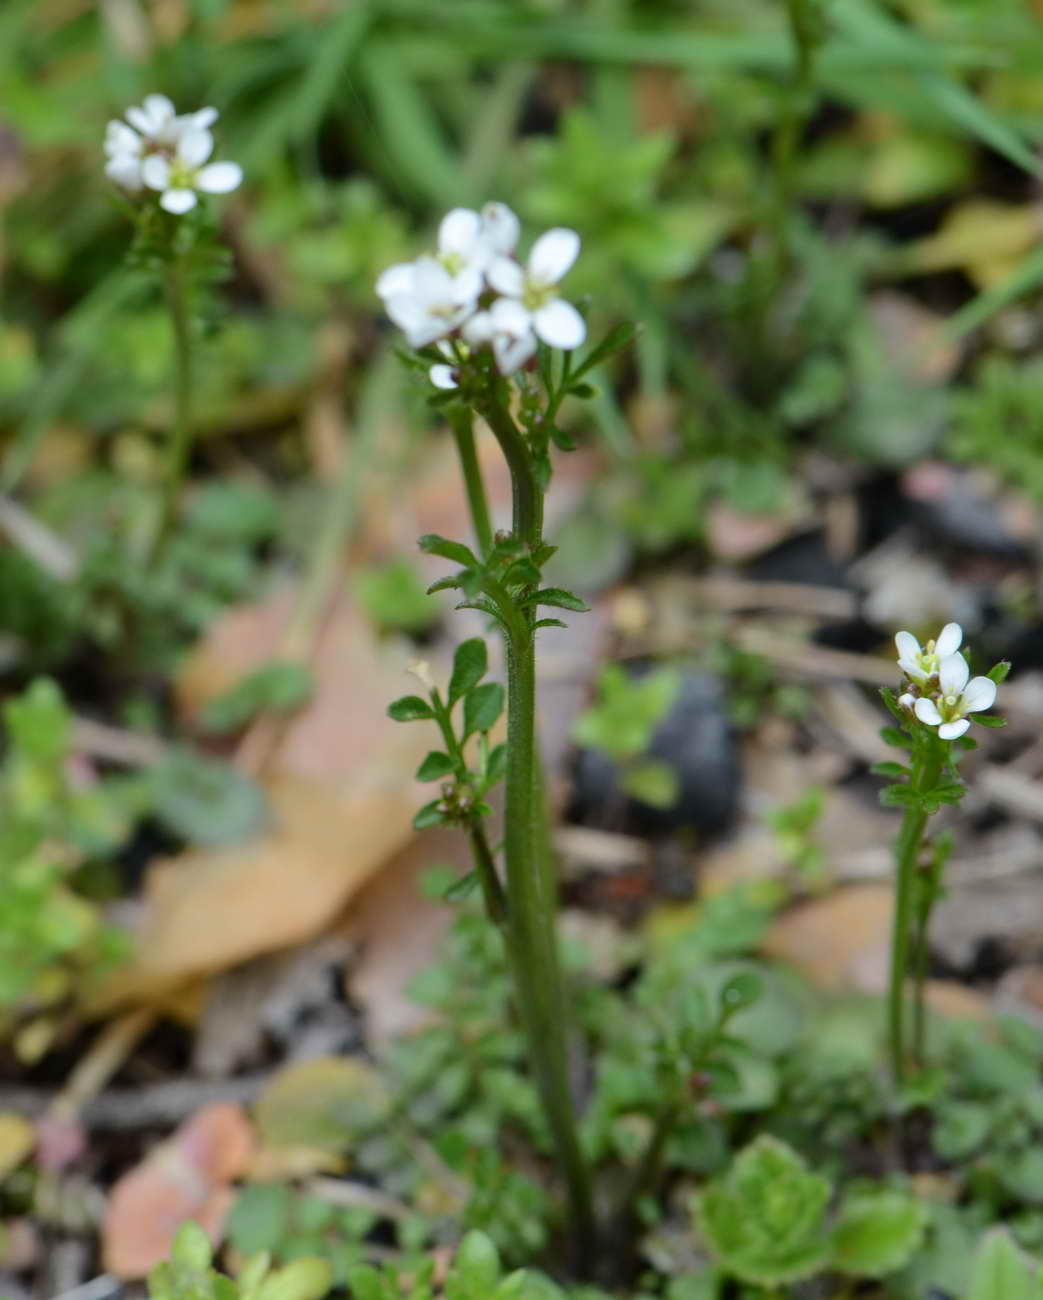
[104,93,242,215]
[895,623,996,740]
[375,202,586,379]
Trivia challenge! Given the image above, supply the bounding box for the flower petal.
[898,659,927,683]
[487,256,525,297]
[480,202,520,255]
[915,697,943,727]
[493,329,537,375]
[528,227,580,284]
[935,623,962,657]
[938,719,970,740]
[429,364,458,390]
[160,188,198,214]
[177,127,213,168]
[898,693,915,711]
[105,156,143,190]
[412,256,454,303]
[196,161,242,194]
[375,262,415,299]
[141,155,172,191]
[534,298,586,350]
[105,121,141,158]
[462,311,494,346]
[961,676,997,714]
[143,93,176,124]
[489,296,533,335]
[939,652,969,697]
[191,107,219,130]
[125,106,156,135]
[438,208,481,257]
[895,631,921,663]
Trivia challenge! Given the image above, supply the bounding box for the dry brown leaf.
[763,884,893,991]
[102,1102,254,1279]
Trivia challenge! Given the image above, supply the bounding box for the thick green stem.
[448,406,494,560]
[912,910,930,1067]
[888,750,943,1085]
[479,389,595,1265]
[151,259,193,566]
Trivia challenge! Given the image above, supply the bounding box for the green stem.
[888,749,943,1085]
[613,1093,679,1234]
[912,909,930,1068]
[447,406,494,560]
[469,821,508,929]
[479,388,595,1265]
[151,258,194,566]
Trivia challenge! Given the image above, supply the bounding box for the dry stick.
[47,1007,156,1126]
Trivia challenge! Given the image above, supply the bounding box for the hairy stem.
[151,259,194,566]
[888,750,943,1085]
[479,388,595,1264]
[447,406,493,560]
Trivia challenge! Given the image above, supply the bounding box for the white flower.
[895,623,962,683]
[141,127,242,214]
[105,95,221,193]
[377,257,481,348]
[479,201,520,257]
[898,692,915,711]
[486,227,586,369]
[913,653,997,740]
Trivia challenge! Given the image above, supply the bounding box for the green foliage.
[695,1136,832,1286]
[829,1189,927,1277]
[965,1228,1043,1300]
[148,1221,331,1300]
[148,748,269,847]
[949,356,1043,502]
[0,679,134,1022]
[200,662,314,735]
[573,663,682,809]
[356,559,440,636]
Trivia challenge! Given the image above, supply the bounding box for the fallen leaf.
[251,1057,389,1168]
[763,884,893,992]
[903,200,1043,288]
[102,1102,254,1278]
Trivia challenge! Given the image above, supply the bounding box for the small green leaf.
[534,618,567,631]
[149,750,268,847]
[464,682,504,737]
[548,424,578,451]
[622,759,679,809]
[449,638,488,706]
[257,1258,333,1300]
[443,871,481,903]
[933,1101,992,1160]
[574,320,636,375]
[527,587,590,612]
[974,714,1006,728]
[418,534,478,567]
[427,575,462,595]
[567,382,596,399]
[880,726,911,749]
[504,560,542,587]
[719,972,763,1019]
[988,661,1012,684]
[872,761,910,779]
[485,743,508,786]
[416,751,455,782]
[388,695,434,722]
[413,800,447,830]
[171,1220,212,1271]
[880,784,921,808]
[450,1229,501,1292]
[830,1190,927,1278]
[967,1227,1039,1300]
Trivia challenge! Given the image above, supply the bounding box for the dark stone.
[569,668,741,839]
[911,479,1028,560]
[746,529,850,589]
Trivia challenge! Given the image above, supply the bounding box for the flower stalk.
[881,625,1007,1086]
[151,257,194,565]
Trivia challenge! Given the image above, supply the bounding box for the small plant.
[148,1221,331,1300]
[766,787,827,891]
[880,624,1008,1082]
[378,200,631,1262]
[0,679,134,1049]
[695,1135,926,1290]
[573,663,682,810]
[105,93,242,564]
